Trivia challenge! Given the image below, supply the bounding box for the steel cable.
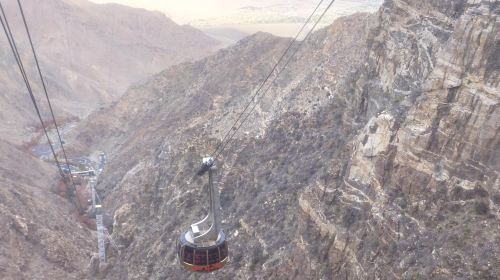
[16,0,78,192]
[210,0,327,159]
[0,1,65,178]
[213,0,337,160]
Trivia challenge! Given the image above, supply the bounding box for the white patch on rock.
[349,112,395,184]
[362,113,394,157]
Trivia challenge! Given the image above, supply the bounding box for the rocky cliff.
[70,0,498,279]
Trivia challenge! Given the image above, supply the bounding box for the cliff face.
[320,0,499,279]
[72,0,498,279]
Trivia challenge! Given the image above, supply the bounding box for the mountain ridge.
[0,0,221,144]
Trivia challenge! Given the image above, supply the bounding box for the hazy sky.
[89,0,256,22]
[88,0,370,23]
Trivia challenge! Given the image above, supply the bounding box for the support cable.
[174,0,335,190]
[210,0,326,159]
[213,0,337,160]
[16,0,78,191]
[174,0,335,192]
[0,1,65,178]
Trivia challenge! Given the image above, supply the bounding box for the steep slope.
[71,0,498,279]
[0,0,220,144]
[0,140,94,279]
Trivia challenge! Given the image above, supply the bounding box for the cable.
[16,0,78,192]
[0,1,65,178]
[213,0,337,160]
[170,0,331,191]
[210,0,326,159]
[175,0,335,190]
[1,1,82,211]
[173,0,334,192]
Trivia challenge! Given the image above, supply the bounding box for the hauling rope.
[212,0,337,161]
[0,2,65,177]
[0,0,80,203]
[17,0,78,191]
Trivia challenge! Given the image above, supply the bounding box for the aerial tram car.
[178,157,228,272]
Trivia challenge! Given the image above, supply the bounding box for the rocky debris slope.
[71,0,498,279]
[0,140,95,279]
[0,0,220,144]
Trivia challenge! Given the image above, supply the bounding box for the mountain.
[0,0,221,144]
[65,0,500,279]
[4,0,498,279]
[68,0,499,279]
